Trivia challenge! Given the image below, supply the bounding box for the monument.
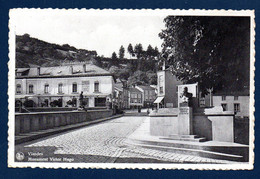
[178,86,194,135]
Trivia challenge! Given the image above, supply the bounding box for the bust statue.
[179,87,193,107]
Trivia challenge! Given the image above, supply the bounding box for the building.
[122,81,130,109]
[15,63,115,108]
[212,90,249,118]
[154,67,182,108]
[114,81,124,109]
[128,87,143,109]
[135,85,156,108]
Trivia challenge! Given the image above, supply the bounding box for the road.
[15,116,236,163]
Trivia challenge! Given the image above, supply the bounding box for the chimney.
[70,65,73,74]
[37,67,40,76]
[162,60,166,70]
[83,64,86,73]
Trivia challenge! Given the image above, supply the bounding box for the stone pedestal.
[178,107,193,135]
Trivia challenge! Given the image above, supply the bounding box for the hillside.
[16,34,99,68]
[15,34,159,86]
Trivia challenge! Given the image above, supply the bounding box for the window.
[138,94,141,98]
[234,96,238,100]
[160,87,163,94]
[16,84,21,94]
[222,96,226,101]
[16,72,21,77]
[200,98,206,107]
[29,84,34,94]
[221,103,227,111]
[58,83,63,93]
[131,94,137,98]
[44,84,49,94]
[94,81,99,92]
[149,90,153,95]
[234,103,240,112]
[72,83,77,93]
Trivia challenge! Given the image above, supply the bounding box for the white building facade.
[212,94,249,117]
[15,64,115,108]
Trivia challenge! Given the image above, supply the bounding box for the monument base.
[178,107,193,135]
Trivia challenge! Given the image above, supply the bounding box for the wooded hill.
[16,34,160,86]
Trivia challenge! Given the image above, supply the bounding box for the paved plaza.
[16,116,240,163]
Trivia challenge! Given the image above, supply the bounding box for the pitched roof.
[136,85,156,90]
[129,87,142,93]
[213,89,249,96]
[16,64,112,78]
[115,86,123,92]
[16,68,29,73]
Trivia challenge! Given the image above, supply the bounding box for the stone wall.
[150,108,178,136]
[15,109,113,135]
[150,108,236,143]
[193,114,213,140]
[193,113,234,142]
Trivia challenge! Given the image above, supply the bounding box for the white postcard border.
[8,9,255,170]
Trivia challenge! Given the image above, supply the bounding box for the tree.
[127,43,134,58]
[134,43,143,58]
[23,99,35,108]
[146,45,154,57]
[153,47,159,57]
[159,16,250,95]
[146,45,159,57]
[146,71,157,85]
[111,52,117,60]
[111,52,118,66]
[119,45,125,60]
[128,70,149,86]
[117,66,131,80]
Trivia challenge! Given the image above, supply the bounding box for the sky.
[12,10,166,57]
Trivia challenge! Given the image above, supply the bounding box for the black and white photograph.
[8,9,254,169]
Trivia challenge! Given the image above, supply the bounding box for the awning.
[154,96,164,103]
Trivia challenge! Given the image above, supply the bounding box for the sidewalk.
[15,114,123,145]
[125,117,249,162]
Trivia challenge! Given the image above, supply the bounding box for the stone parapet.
[15,109,113,135]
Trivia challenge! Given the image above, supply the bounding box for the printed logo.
[16,152,25,161]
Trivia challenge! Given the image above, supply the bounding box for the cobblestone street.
[16,116,238,164]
